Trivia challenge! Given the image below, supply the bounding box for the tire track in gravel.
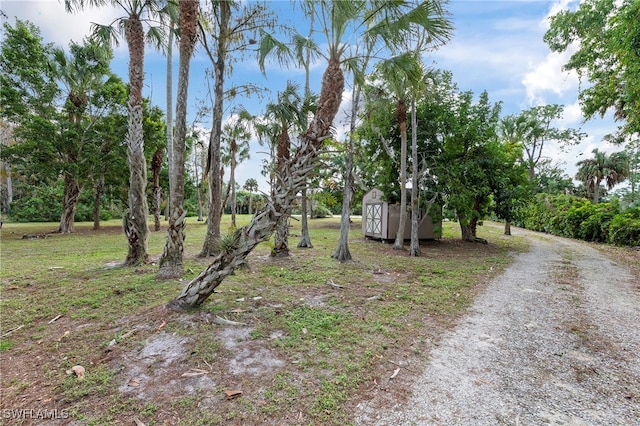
[355,230,640,426]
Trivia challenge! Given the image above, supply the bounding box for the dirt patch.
[116,333,216,400]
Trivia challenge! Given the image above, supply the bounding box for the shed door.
[365,203,382,235]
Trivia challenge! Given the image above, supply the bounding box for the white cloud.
[521,0,581,107]
[2,1,128,54]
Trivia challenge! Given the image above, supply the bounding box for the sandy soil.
[355,229,640,425]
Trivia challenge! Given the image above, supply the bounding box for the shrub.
[578,201,619,242]
[608,207,640,246]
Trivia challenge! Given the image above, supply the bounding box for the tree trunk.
[200,2,229,257]
[58,173,81,234]
[393,99,408,250]
[334,67,363,262]
[504,221,511,236]
[230,156,237,228]
[409,95,420,257]
[272,215,290,257]
[593,178,601,203]
[333,152,353,262]
[297,11,313,250]
[158,0,198,278]
[93,177,104,230]
[297,186,313,248]
[460,221,474,242]
[123,14,150,266]
[168,58,344,311]
[151,147,164,231]
[248,191,254,216]
[165,19,174,222]
[272,130,291,257]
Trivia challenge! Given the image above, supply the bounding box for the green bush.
[608,207,640,246]
[10,184,117,223]
[579,201,619,242]
[10,185,62,222]
[521,194,640,246]
[548,197,593,238]
[312,204,333,218]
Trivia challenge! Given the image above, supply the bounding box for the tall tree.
[65,0,172,265]
[517,105,583,179]
[164,16,175,221]
[265,82,311,257]
[158,0,199,278]
[49,40,112,233]
[199,0,270,257]
[1,20,127,232]
[372,52,424,250]
[221,112,251,228]
[168,0,440,311]
[243,178,259,215]
[576,148,629,203]
[545,0,640,136]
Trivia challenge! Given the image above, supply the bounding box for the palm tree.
[576,148,629,203]
[266,81,311,257]
[373,52,428,250]
[49,39,112,234]
[158,0,199,278]
[243,178,259,215]
[168,0,451,311]
[221,113,252,228]
[64,0,173,266]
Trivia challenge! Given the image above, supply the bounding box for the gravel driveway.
[356,230,640,425]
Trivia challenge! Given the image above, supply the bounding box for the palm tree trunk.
[393,99,408,250]
[333,147,353,262]
[297,186,313,248]
[272,131,291,257]
[58,173,81,234]
[123,13,150,266]
[165,19,174,221]
[151,147,164,231]
[168,58,344,311]
[409,95,420,257]
[230,156,237,228]
[159,0,198,278]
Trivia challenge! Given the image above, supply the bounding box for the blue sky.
[2,0,620,194]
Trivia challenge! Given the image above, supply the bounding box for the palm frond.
[90,23,121,48]
[257,29,294,75]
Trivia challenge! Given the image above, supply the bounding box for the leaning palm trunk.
[168,59,344,311]
[159,0,198,278]
[123,14,150,266]
[58,173,81,234]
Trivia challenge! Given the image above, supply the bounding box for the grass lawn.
[1,215,526,425]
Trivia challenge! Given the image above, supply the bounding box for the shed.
[362,187,441,240]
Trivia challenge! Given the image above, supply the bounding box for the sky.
[1,0,622,194]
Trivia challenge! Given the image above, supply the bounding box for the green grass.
[0,215,526,425]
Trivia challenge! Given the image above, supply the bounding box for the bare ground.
[355,227,640,425]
